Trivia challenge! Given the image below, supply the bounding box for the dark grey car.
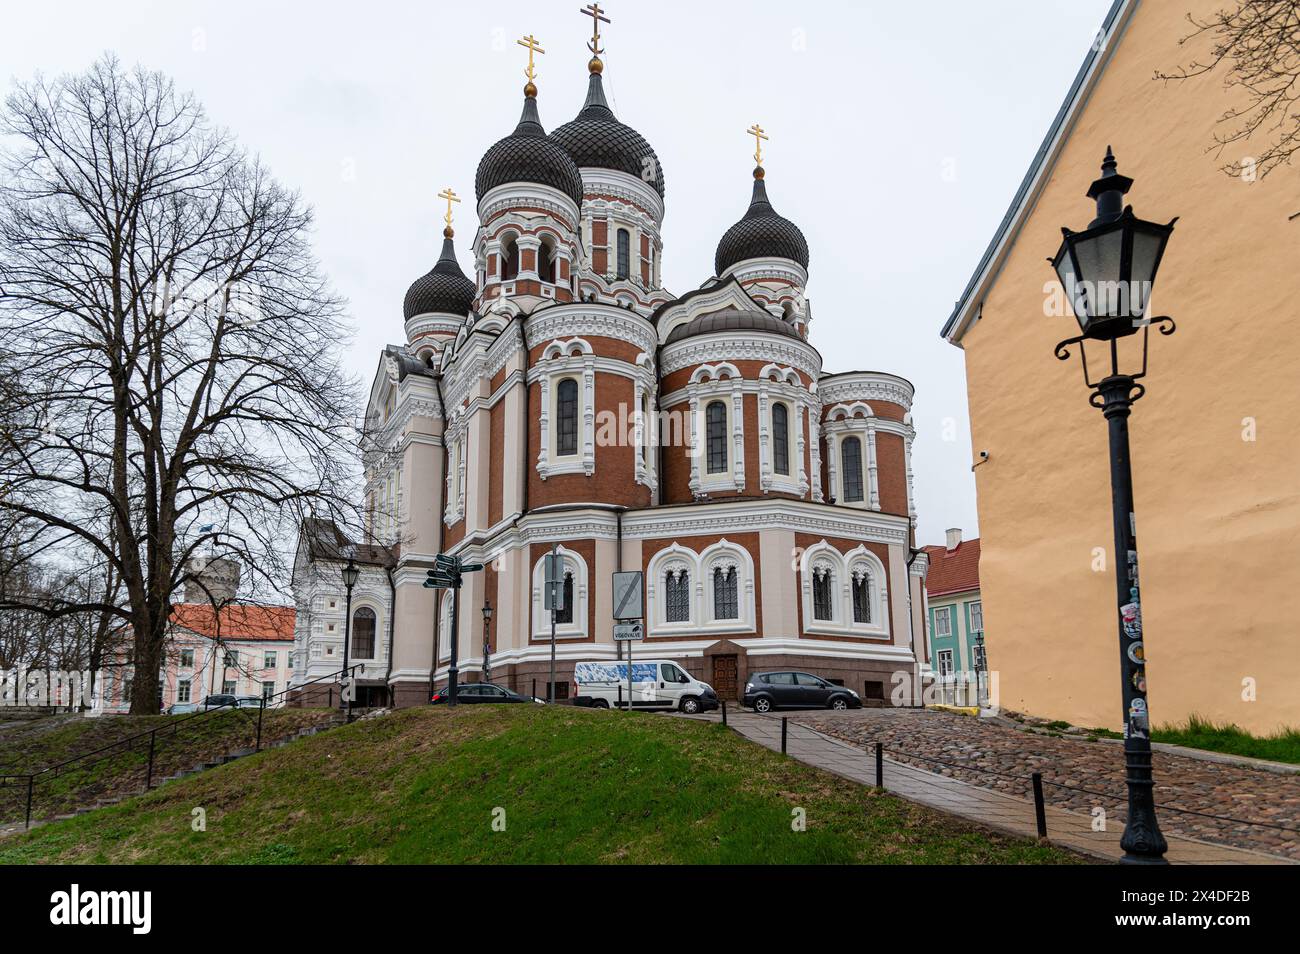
[742,671,861,712]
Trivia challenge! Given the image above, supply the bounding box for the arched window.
[665,569,691,623]
[538,239,556,283]
[852,571,872,623]
[713,566,738,620]
[616,228,631,280]
[554,571,574,625]
[706,401,727,474]
[772,403,790,476]
[812,566,835,621]
[556,378,579,457]
[351,607,376,658]
[501,234,519,281]
[841,436,864,503]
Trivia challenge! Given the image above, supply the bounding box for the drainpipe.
[906,547,922,709]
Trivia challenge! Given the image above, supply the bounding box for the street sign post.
[545,543,561,703]
[422,553,483,706]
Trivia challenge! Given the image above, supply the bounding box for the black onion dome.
[714,173,809,276]
[665,307,802,344]
[549,72,665,197]
[403,234,476,320]
[475,93,584,207]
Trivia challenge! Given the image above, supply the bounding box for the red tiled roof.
[171,603,296,642]
[922,539,981,597]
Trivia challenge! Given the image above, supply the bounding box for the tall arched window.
[501,235,520,280]
[616,228,631,280]
[556,378,579,457]
[554,571,574,625]
[713,566,738,620]
[813,567,834,621]
[706,401,727,474]
[538,239,556,283]
[665,569,691,623]
[772,403,790,476]
[351,607,376,658]
[852,571,872,623]
[841,436,864,502]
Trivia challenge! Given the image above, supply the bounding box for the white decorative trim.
[525,305,658,356]
[530,546,588,640]
[800,540,891,639]
[645,539,756,637]
[661,332,820,380]
[818,371,915,410]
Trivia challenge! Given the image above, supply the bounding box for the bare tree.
[1156,1,1300,179]
[0,56,360,713]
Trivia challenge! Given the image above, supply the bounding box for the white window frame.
[799,541,891,639]
[264,651,277,670]
[646,540,756,636]
[968,599,983,633]
[177,679,191,703]
[937,649,954,677]
[530,546,589,640]
[757,365,809,497]
[934,606,953,638]
[823,404,881,510]
[686,363,744,495]
[535,339,596,479]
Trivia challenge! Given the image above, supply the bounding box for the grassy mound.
[0,706,1081,864]
[0,708,335,824]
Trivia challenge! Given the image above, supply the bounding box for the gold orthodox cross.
[580,3,610,57]
[517,34,546,83]
[438,187,461,230]
[748,123,769,167]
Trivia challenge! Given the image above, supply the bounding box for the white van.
[572,660,720,714]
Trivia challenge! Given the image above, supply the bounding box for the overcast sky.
[0,0,1115,547]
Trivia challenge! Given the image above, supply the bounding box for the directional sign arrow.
[458,562,484,573]
[433,554,459,570]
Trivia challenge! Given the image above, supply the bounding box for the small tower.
[550,4,668,314]
[402,188,476,360]
[474,34,583,319]
[715,127,811,334]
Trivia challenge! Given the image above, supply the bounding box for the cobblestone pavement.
[789,708,1300,862]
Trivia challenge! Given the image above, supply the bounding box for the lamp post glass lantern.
[481,599,494,684]
[1051,148,1175,865]
[341,559,360,720]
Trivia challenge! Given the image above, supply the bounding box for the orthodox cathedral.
[291,10,931,707]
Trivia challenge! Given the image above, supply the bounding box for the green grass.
[0,708,334,824]
[1149,715,1300,765]
[0,706,1083,864]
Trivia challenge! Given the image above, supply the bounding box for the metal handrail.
[0,664,360,784]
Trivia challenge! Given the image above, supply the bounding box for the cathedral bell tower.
[473,35,583,320]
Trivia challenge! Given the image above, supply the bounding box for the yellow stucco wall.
[961,0,1300,734]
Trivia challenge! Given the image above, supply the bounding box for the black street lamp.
[341,558,360,722]
[1050,148,1175,865]
[973,631,986,705]
[481,599,494,684]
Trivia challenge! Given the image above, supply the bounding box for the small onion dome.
[475,91,584,207]
[403,231,476,320]
[549,70,665,198]
[665,307,803,345]
[714,169,809,276]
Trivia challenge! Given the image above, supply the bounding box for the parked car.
[743,671,861,713]
[166,702,198,715]
[572,660,719,714]
[429,683,544,705]
[199,694,238,711]
[235,695,265,709]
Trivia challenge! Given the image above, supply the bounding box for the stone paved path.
[785,707,1300,862]
[692,710,1292,864]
